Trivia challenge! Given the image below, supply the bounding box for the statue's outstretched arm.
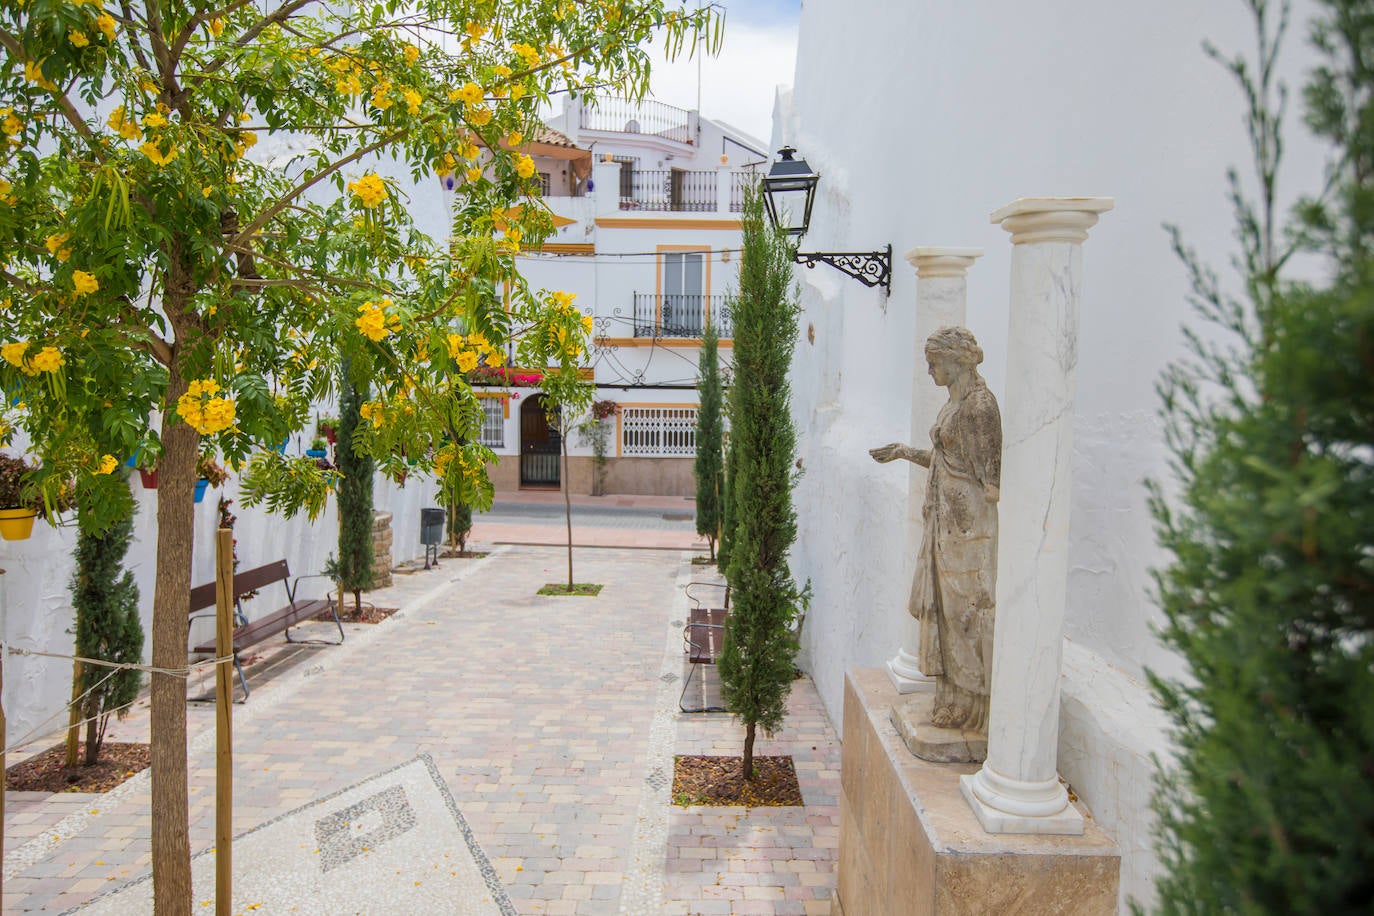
[869,443,931,467]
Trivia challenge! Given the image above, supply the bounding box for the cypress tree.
[717,425,736,575]
[717,183,803,780]
[694,320,724,562]
[335,361,375,614]
[70,501,143,765]
[1149,1,1374,910]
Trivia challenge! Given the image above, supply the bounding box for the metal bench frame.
[188,560,342,700]
[680,582,731,713]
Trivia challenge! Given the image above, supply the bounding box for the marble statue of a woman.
[870,326,1001,738]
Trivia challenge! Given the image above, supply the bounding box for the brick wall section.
[371,510,393,589]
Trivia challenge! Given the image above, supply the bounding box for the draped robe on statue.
[908,378,1001,731]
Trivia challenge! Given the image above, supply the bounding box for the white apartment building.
[474,96,767,497]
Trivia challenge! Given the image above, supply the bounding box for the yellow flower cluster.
[349,173,387,209]
[25,60,57,92]
[358,401,383,426]
[515,154,535,179]
[72,270,99,296]
[511,43,540,67]
[403,44,420,65]
[96,13,115,40]
[446,331,505,373]
[46,233,71,262]
[1,107,22,138]
[106,106,141,140]
[355,299,400,341]
[402,88,421,114]
[140,139,177,166]
[96,454,117,475]
[176,378,237,435]
[2,341,65,376]
[455,82,484,105]
[30,346,63,373]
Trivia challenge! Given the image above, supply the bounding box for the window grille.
[538,171,551,196]
[479,399,505,448]
[620,406,698,457]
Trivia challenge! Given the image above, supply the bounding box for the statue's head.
[924,326,983,369]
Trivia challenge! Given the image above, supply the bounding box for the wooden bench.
[680,582,731,713]
[188,560,342,699]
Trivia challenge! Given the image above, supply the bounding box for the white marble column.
[961,197,1113,835]
[887,248,983,695]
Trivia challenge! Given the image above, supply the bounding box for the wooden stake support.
[64,660,83,767]
[215,528,234,915]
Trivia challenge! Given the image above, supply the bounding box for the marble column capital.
[990,198,1114,245]
[903,247,984,278]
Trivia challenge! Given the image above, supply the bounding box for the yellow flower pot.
[0,507,37,541]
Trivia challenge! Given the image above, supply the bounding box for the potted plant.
[0,453,41,539]
[316,416,340,445]
[306,436,329,459]
[195,455,230,504]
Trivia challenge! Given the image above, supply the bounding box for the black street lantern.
[759,146,892,297]
[760,146,818,239]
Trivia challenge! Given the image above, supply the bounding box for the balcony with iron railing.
[632,293,733,339]
[611,167,757,213]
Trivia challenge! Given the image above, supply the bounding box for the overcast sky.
[640,0,800,149]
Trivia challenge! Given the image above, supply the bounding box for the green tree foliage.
[334,361,374,613]
[717,184,803,780]
[70,497,143,767]
[718,424,736,574]
[694,320,724,561]
[0,1,718,906]
[1149,1,1374,911]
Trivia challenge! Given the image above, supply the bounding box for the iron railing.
[620,406,698,457]
[632,293,732,338]
[581,98,694,143]
[730,171,756,212]
[618,169,717,212]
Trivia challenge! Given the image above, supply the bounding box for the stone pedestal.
[371,510,394,589]
[837,669,1120,916]
[891,693,986,764]
[888,247,983,696]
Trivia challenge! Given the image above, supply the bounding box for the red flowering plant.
[590,399,619,420]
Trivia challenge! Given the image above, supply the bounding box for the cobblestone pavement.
[2,546,838,914]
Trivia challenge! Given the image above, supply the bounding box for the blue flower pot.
[306,448,328,459]
[193,478,209,503]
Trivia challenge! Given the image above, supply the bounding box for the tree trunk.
[563,431,573,590]
[83,712,98,767]
[151,367,198,915]
[743,721,756,781]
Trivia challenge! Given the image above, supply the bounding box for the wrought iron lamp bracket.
[792,244,892,296]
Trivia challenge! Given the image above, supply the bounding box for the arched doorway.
[520,394,561,488]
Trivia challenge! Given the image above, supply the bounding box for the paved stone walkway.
[3,545,839,914]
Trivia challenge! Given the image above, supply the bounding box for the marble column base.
[961,765,1085,836]
[890,693,986,763]
[886,649,935,695]
[837,669,1120,916]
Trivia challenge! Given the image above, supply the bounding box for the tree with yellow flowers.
[0,1,719,910]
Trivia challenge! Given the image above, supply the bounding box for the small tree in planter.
[717,185,804,780]
[694,323,724,562]
[331,361,375,615]
[576,399,618,497]
[70,500,143,765]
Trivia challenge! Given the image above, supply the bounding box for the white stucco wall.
[781,1,1326,910]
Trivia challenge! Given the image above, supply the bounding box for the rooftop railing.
[580,98,695,144]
